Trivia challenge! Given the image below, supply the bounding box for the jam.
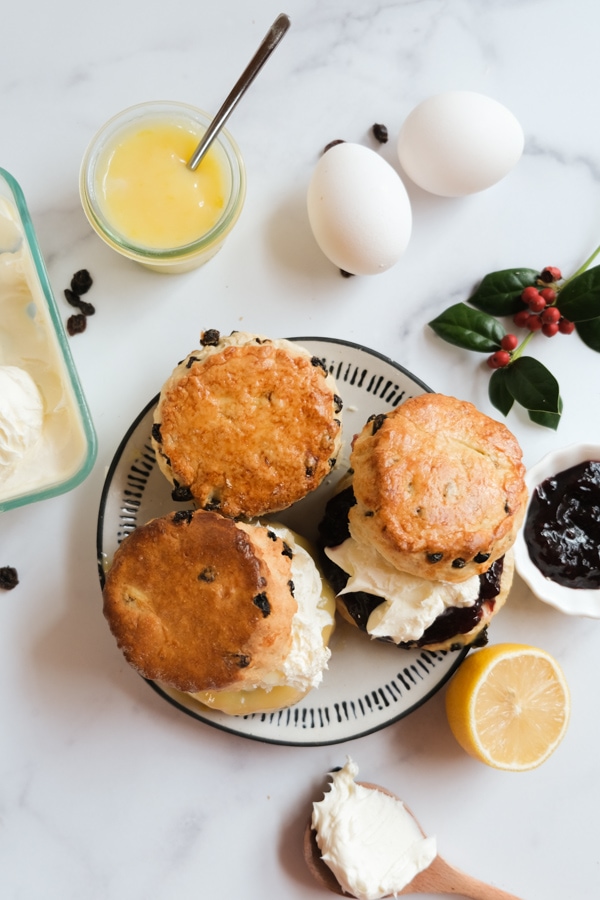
[524,459,600,589]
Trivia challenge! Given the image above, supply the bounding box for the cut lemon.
[445,643,570,771]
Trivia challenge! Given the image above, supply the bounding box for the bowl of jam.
[514,443,600,617]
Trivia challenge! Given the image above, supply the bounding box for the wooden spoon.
[304,782,523,900]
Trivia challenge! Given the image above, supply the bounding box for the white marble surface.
[2,1,600,897]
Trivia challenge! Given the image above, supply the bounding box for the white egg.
[307,142,412,275]
[397,91,524,197]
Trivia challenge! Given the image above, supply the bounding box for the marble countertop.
[2,1,599,897]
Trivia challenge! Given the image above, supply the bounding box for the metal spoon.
[304,781,524,900]
[187,13,291,170]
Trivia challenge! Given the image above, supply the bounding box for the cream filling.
[325,537,480,643]
[251,524,333,692]
[312,758,437,900]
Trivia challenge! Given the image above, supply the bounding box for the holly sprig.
[428,244,600,429]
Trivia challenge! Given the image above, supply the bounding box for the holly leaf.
[504,356,562,428]
[528,398,563,430]
[428,303,505,352]
[468,268,538,316]
[488,368,514,416]
[557,265,600,322]
[575,315,600,352]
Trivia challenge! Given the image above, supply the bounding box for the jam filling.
[318,486,502,647]
[525,459,600,590]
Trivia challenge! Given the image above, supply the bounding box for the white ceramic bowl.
[514,443,600,618]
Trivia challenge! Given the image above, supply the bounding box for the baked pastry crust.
[349,394,527,583]
[152,331,343,518]
[102,509,298,694]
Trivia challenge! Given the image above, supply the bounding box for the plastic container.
[0,167,97,512]
[79,101,246,273]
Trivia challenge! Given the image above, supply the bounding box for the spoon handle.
[407,854,524,900]
[187,12,291,169]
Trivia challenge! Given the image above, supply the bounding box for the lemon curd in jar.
[80,102,246,272]
[96,120,228,250]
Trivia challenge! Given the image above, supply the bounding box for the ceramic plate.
[514,442,600,618]
[96,336,468,746]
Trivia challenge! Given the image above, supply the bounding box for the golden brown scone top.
[102,510,298,694]
[152,332,343,519]
[349,394,527,582]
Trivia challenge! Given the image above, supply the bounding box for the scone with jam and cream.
[151,330,343,519]
[318,394,527,651]
[103,508,335,715]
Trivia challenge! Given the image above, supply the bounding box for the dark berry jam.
[525,459,600,589]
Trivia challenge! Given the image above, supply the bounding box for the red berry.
[527,314,543,331]
[513,309,531,328]
[559,317,575,334]
[539,287,557,303]
[542,322,559,337]
[541,306,561,324]
[521,286,541,303]
[540,266,562,283]
[487,350,511,369]
[527,294,547,313]
[500,333,518,351]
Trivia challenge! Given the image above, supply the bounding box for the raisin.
[310,356,327,373]
[340,269,354,278]
[370,413,387,435]
[281,541,293,559]
[171,485,193,502]
[172,509,194,524]
[427,552,443,564]
[323,139,345,153]
[372,123,389,143]
[201,329,220,346]
[70,269,93,295]
[0,566,19,590]
[151,423,162,443]
[66,314,86,335]
[333,394,343,414]
[267,530,277,541]
[64,289,95,316]
[230,653,251,668]
[198,566,216,582]
[185,356,199,369]
[305,465,314,477]
[474,552,491,564]
[288,579,295,596]
[253,592,271,617]
[452,558,466,569]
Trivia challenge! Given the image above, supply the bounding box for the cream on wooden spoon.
[305,759,523,900]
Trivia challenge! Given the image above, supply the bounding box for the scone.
[349,393,527,583]
[318,394,527,651]
[151,330,343,518]
[103,508,335,713]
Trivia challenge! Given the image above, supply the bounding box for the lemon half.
[445,642,570,771]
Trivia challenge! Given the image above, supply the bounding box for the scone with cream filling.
[151,330,343,519]
[318,394,526,651]
[349,393,527,583]
[103,509,335,713]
